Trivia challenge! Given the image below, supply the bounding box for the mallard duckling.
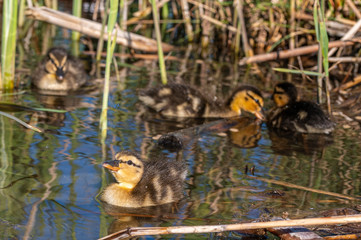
[267,82,335,134]
[101,151,187,208]
[32,47,87,93]
[139,83,265,120]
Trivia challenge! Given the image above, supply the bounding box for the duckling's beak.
[103,160,120,171]
[55,68,65,82]
[255,108,266,121]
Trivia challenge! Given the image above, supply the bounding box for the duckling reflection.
[32,47,88,95]
[228,117,262,148]
[100,151,187,208]
[268,128,334,156]
[102,200,187,236]
[34,94,82,127]
[139,83,265,120]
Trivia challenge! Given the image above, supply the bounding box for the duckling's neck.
[203,104,239,118]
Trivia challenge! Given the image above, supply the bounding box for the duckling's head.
[227,86,265,120]
[272,82,298,107]
[103,151,144,190]
[45,48,69,82]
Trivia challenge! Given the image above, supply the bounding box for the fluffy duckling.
[101,151,187,208]
[267,82,335,134]
[139,83,265,120]
[32,47,87,93]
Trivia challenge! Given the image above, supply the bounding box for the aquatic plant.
[1,0,18,90]
[100,0,119,141]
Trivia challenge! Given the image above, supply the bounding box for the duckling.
[101,151,187,208]
[32,47,87,93]
[139,83,265,120]
[267,82,335,134]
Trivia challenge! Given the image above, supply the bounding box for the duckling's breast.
[268,101,335,134]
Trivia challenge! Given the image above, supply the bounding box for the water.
[1,58,361,239]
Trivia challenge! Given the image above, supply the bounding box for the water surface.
[1,58,361,240]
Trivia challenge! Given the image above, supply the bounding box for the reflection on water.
[268,128,334,156]
[1,65,361,239]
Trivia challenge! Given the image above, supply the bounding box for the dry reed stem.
[99,215,361,239]
[200,14,238,33]
[335,74,361,91]
[329,57,361,62]
[345,0,361,19]
[132,0,169,17]
[324,233,361,240]
[126,0,169,25]
[25,6,174,52]
[235,0,252,57]
[247,175,359,201]
[239,39,359,65]
[288,0,296,82]
[180,0,193,42]
[83,50,181,61]
[328,19,361,57]
[187,0,216,13]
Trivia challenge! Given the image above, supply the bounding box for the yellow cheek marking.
[274,94,289,107]
[45,61,57,74]
[231,91,264,115]
[230,92,244,114]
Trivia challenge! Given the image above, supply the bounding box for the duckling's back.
[131,158,187,206]
[139,83,207,118]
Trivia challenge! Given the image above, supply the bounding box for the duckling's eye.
[127,160,133,165]
[244,97,249,101]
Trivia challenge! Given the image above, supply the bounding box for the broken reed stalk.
[25,6,174,52]
[99,214,361,239]
[0,111,42,133]
[100,0,118,141]
[151,0,168,84]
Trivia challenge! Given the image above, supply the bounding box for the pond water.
[1,55,361,240]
